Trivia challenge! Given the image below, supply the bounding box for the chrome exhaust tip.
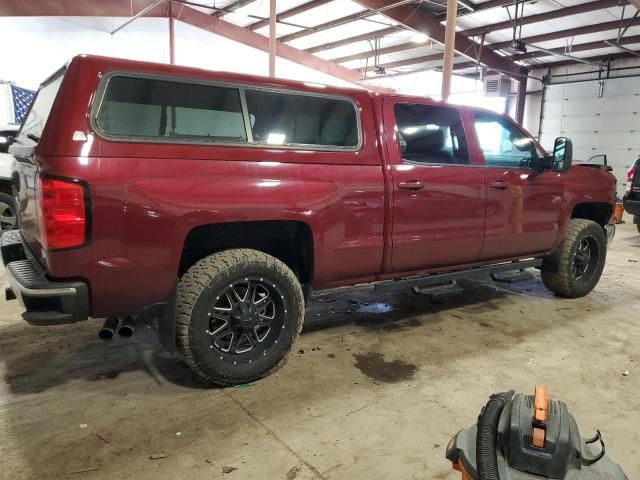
[98,317,119,340]
[117,316,136,338]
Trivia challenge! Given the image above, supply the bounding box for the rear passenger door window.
[472,112,538,169]
[244,89,359,148]
[394,103,469,165]
[95,76,247,142]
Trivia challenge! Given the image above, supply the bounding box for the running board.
[414,282,464,300]
[375,259,542,293]
[491,270,534,284]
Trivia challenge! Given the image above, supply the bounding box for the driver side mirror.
[550,137,573,172]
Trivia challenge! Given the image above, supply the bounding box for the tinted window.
[19,71,65,144]
[473,112,537,168]
[96,76,246,142]
[244,89,358,147]
[394,103,469,164]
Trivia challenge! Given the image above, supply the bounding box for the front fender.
[555,165,616,245]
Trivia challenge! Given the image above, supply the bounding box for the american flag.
[11,85,36,125]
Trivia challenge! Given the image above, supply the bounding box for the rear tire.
[0,192,17,233]
[541,219,606,298]
[175,249,304,386]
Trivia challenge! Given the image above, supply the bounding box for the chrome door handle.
[489,180,509,190]
[398,181,425,191]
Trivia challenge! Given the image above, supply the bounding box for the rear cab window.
[394,103,469,165]
[92,73,361,151]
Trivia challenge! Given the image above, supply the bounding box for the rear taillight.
[37,176,87,250]
[627,165,636,193]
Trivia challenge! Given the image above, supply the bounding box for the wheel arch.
[570,202,613,227]
[178,220,314,287]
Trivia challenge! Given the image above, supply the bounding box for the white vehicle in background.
[0,80,35,233]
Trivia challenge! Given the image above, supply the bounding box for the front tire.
[541,219,606,298]
[175,249,304,386]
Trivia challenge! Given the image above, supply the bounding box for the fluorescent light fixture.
[403,127,418,135]
[425,124,439,130]
[411,33,429,44]
[266,133,286,145]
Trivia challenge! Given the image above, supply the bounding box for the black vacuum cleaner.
[446,386,627,479]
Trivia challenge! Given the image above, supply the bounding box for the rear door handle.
[398,181,425,191]
[489,180,509,190]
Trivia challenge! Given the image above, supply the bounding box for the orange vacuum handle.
[452,460,475,480]
[532,385,548,448]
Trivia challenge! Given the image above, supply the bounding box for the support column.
[441,0,458,101]
[515,71,527,124]
[169,17,175,65]
[269,0,276,77]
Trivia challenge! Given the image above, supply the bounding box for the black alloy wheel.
[571,236,598,281]
[206,278,285,357]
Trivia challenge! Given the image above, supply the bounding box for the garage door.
[539,76,640,197]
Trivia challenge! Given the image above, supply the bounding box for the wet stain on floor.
[355,316,423,332]
[356,302,394,314]
[352,352,417,383]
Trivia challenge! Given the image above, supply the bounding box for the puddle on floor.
[356,302,394,314]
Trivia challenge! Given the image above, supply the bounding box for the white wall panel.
[540,76,640,196]
[0,16,357,92]
[0,17,169,90]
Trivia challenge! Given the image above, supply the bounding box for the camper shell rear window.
[91,73,361,151]
[18,66,66,144]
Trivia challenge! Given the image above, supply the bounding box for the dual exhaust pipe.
[98,316,136,340]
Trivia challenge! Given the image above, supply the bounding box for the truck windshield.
[18,68,66,144]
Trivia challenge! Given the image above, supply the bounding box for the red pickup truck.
[3,55,616,385]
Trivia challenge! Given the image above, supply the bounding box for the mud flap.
[541,248,560,273]
[157,288,177,354]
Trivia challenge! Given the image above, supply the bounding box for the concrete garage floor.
[1,224,639,480]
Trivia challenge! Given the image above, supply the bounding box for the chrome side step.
[375,259,542,293]
[414,282,464,300]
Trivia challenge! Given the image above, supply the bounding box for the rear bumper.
[623,195,640,218]
[1,230,89,325]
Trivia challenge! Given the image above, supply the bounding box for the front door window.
[473,112,538,169]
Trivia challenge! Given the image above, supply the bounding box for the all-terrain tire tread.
[175,249,303,386]
[541,219,606,298]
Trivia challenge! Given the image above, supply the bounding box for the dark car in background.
[623,156,640,233]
